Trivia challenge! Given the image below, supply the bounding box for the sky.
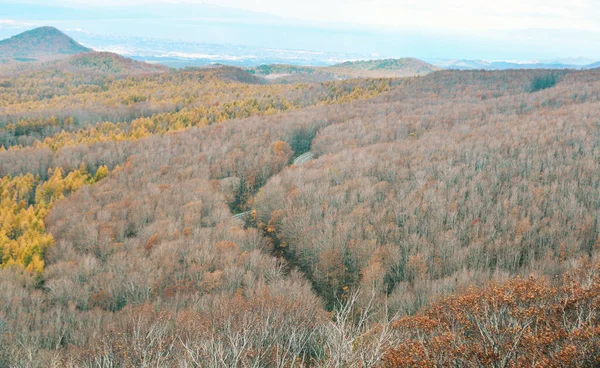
[208,0,600,33]
[2,0,600,62]
[38,0,600,32]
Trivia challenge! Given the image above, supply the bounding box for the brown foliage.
[382,264,600,367]
[254,68,600,310]
[1,68,600,365]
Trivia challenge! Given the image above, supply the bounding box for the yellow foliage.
[1,70,394,151]
[0,166,109,272]
[94,165,110,182]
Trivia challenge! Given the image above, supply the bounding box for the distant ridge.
[0,51,170,77]
[327,58,440,78]
[586,61,600,70]
[332,58,437,72]
[0,26,91,63]
[0,27,169,77]
[431,59,600,71]
[248,57,440,83]
[62,52,169,75]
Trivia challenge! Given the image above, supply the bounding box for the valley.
[0,26,600,367]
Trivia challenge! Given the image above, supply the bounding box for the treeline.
[0,66,394,149]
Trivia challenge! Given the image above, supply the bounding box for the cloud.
[204,0,600,32]
[0,19,37,27]
[3,0,599,61]
[14,0,600,32]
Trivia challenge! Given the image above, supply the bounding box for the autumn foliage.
[382,264,600,367]
[253,69,600,311]
[0,165,108,272]
[0,64,600,366]
[0,66,394,150]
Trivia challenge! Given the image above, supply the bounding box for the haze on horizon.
[1,0,600,63]
[47,0,600,32]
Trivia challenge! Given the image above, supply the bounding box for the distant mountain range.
[587,61,600,69]
[1,26,599,80]
[429,59,600,70]
[0,26,90,63]
[0,27,441,81]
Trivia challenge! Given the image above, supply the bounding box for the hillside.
[1,66,600,365]
[247,64,337,83]
[330,57,440,76]
[0,51,172,78]
[0,62,393,149]
[0,24,599,367]
[0,26,90,64]
[0,28,168,77]
[58,52,169,75]
[205,64,267,84]
[249,57,440,83]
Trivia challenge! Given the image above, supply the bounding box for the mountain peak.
[0,26,91,63]
[24,26,63,35]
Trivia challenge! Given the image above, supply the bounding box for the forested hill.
[57,52,169,75]
[1,48,600,365]
[248,57,440,82]
[0,27,171,77]
[0,26,90,63]
[331,57,440,74]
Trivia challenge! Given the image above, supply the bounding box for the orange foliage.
[383,265,600,367]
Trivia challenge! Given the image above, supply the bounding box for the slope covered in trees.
[248,58,439,83]
[383,263,600,367]
[0,103,350,365]
[0,65,395,149]
[0,165,108,273]
[0,27,90,64]
[329,58,441,77]
[253,69,600,310]
[0,62,600,366]
[0,51,169,78]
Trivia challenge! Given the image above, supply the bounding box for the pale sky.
[45,0,600,32]
[4,0,600,61]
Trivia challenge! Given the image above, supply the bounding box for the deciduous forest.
[1,52,600,366]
